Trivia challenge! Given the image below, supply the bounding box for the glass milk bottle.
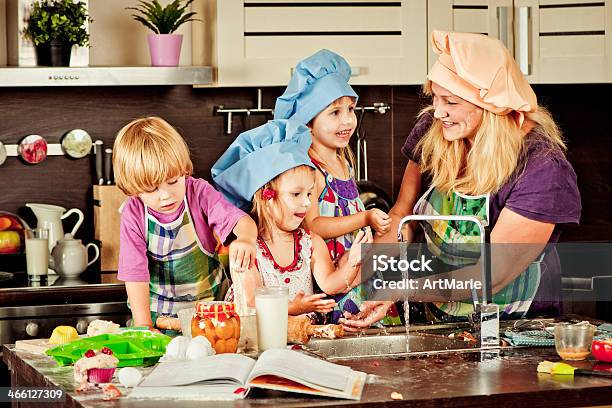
[255,287,288,351]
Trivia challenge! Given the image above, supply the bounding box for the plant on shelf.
[126,0,200,67]
[23,0,91,67]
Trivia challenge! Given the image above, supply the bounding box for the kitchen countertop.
[3,344,612,407]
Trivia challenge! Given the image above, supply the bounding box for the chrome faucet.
[397,214,500,348]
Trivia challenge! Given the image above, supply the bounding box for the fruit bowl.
[0,212,28,255]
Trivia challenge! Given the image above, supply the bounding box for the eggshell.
[164,336,189,360]
[118,367,142,388]
[186,336,215,360]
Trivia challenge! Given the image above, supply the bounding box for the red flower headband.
[262,188,276,200]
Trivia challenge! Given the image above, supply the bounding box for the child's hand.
[339,301,394,332]
[366,208,391,236]
[229,238,256,272]
[346,229,372,269]
[291,291,337,314]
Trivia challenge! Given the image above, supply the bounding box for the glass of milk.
[25,228,49,281]
[255,287,288,351]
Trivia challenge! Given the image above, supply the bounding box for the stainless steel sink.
[306,331,479,360]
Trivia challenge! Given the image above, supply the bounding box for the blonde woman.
[341,31,581,330]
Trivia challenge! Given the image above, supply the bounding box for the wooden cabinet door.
[532,0,610,83]
[429,0,611,83]
[215,0,427,86]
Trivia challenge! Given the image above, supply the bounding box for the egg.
[186,336,215,360]
[118,367,142,388]
[164,336,190,360]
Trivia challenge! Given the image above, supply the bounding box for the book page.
[140,353,256,387]
[248,349,351,392]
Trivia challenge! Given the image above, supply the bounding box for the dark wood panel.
[1,83,611,247]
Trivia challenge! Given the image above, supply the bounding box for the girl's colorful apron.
[311,158,401,325]
[144,197,226,323]
[413,186,542,319]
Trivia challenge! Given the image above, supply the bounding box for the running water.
[404,299,410,352]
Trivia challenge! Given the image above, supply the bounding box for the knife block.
[93,185,127,272]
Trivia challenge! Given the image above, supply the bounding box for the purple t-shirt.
[401,113,581,316]
[117,176,246,282]
[401,112,581,241]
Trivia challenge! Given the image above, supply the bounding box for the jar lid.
[195,301,236,322]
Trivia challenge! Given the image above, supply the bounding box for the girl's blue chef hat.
[211,119,316,210]
[274,49,358,124]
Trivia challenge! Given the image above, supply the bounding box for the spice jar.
[191,301,240,354]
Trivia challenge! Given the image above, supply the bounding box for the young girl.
[274,49,400,323]
[212,119,371,319]
[113,116,257,330]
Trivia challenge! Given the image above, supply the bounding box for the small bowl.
[554,323,596,361]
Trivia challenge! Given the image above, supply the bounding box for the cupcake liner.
[49,326,79,345]
[87,367,116,384]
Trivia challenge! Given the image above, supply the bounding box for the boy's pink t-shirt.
[117,176,246,282]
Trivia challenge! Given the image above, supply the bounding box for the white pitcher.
[25,203,84,251]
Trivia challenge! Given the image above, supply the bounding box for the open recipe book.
[129,348,367,401]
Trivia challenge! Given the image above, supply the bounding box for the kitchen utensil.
[0,141,7,166]
[18,134,47,164]
[592,339,612,362]
[61,129,92,159]
[355,109,392,213]
[50,233,99,277]
[537,360,612,377]
[25,228,49,281]
[94,140,104,184]
[46,331,171,367]
[26,203,84,252]
[287,315,344,344]
[104,148,113,184]
[555,323,596,361]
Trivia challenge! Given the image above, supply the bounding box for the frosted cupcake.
[74,347,118,387]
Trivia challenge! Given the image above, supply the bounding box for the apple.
[0,214,24,231]
[0,231,21,254]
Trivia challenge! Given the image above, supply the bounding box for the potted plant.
[23,0,91,67]
[127,0,199,67]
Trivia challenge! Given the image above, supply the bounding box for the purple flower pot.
[147,34,183,67]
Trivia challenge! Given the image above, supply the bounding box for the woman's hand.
[289,291,337,314]
[339,301,394,332]
[229,238,256,272]
[366,208,392,236]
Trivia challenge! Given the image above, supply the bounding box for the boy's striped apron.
[144,197,225,322]
[413,186,542,319]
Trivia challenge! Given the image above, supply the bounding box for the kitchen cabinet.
[205,0,428,86]
[428,0,612,83]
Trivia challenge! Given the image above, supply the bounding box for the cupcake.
[74,347,119,387]
[49,326,79,345]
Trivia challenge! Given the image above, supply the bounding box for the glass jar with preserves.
[191,301,240,354]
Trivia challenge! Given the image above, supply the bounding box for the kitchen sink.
[306,329,479,360]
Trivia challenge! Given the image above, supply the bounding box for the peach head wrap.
[427,30,537,127]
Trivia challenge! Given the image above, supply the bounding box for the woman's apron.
[144,197,226,323]
[413,186,542,319]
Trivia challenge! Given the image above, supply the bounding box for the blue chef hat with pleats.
[211,119,316,210]
[274,49,358,124]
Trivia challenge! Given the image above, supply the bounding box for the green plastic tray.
[46,330,171,367]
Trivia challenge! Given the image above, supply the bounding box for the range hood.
[0,66,213,87]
